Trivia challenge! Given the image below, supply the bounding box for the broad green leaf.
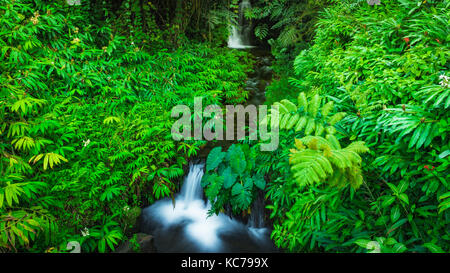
[223,167,237,189]
[408,125,422,149]
[398,180,409,193]
[416,123,431,149]
[206,147,225,172]
[205,175,224,200]
[391,205,401,222]
[231,182,243,196]
[354,239,371,248]
[382,196,396,208]
[254,175,266,190]
[398,193,409,205]
[386,183,399,195]
[391,243,407,253]
[438,150,450,159]
[438,198,450,214]
[228,144,246,175]
[423,243,444,253]
[231,180,252,209]
[388,218,408,234]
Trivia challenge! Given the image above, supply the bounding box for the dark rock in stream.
[115,233,157,253]
[246,79,260,88]
[260,56,272,66]
[259,66,273,80]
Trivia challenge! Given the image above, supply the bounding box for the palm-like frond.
[289,136,369,189]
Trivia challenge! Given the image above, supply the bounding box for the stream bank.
[131,0,276,252]
[197,48,273,159]
[126,48,276,253]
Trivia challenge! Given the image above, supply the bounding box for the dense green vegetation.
[1,0,449,253]
[0,0,251,252]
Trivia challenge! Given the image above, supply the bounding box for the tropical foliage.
[202,144,266,215]
[0,0,251,252]
[260,0,449,253]
[1,0,448,254]
[204,0,449,253]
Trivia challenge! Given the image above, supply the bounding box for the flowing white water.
[179,163,204,204]
[141,162,276,253]
[228,0,255,49]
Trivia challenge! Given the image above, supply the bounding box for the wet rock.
[261,57,272,66]
[115,233,157,253]
[260,66,273,80]
[246,79,259,88]
[258,80,267,90]
[245,87,259,93]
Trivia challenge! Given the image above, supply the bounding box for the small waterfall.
[228,0,254,49]
[247,191,267,241]
[179,163,204,203]
[141,162,276,253]
[248,192,265,228]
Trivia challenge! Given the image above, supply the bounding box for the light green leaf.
[398,193,409,204]
[423,243,444,253]
[206,147,226,172]
[391,205,401,223]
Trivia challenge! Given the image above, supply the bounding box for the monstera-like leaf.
[204,174,224,200]
[231,178,253,210]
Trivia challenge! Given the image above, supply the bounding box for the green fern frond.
[255,24,269,39]
[289,136,368,189]
[267,92,345,137]
[278,26,299,47]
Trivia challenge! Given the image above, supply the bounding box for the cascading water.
[228,0,254,49]
[141,162,276,253]
[141,1,275,251]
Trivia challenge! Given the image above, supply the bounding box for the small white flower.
[82,139,91,147]
[81,227,90,237]
[123,206,130,211]
[439,74,449,88]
